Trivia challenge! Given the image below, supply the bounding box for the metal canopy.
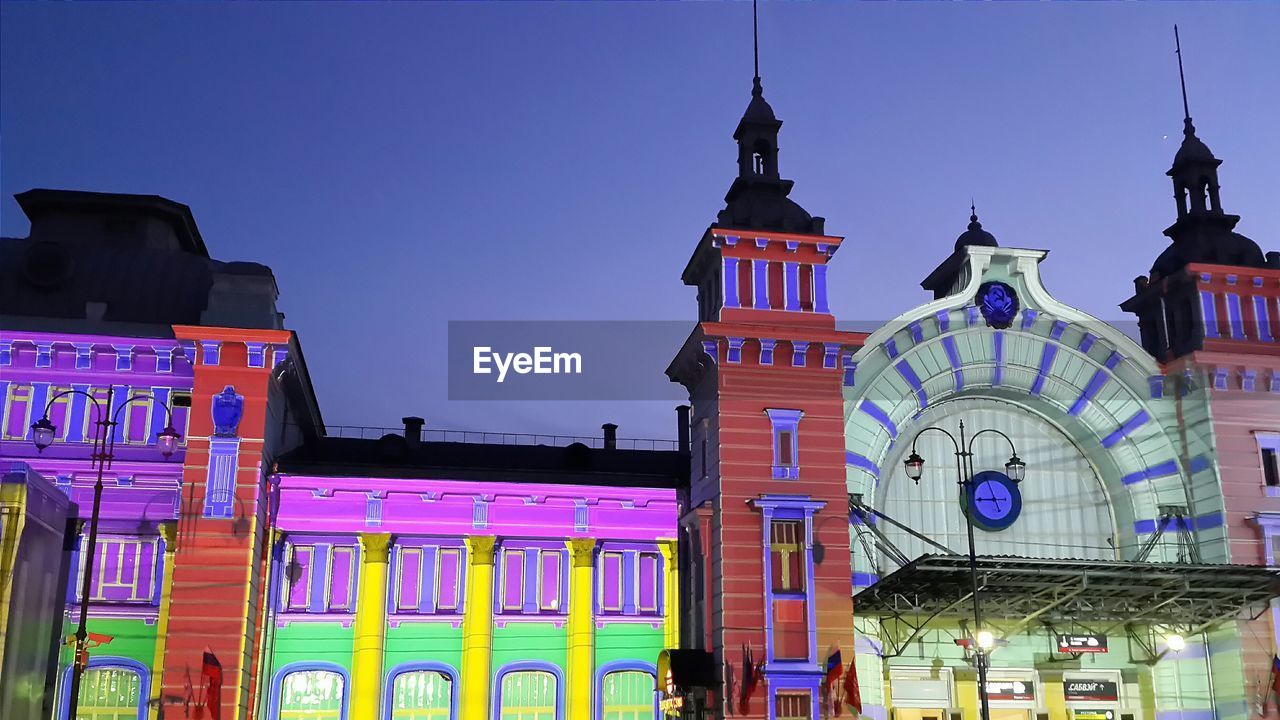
[855,554,1280,628]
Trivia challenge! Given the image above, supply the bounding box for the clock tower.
[667,66,864,718]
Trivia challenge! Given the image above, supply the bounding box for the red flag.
[202,650,222,720]
[843,659,862,716]
[739,645,762,715]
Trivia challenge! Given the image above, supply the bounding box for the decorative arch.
[58,656,150,720]
[491,660,564,720]
[594,660,658,720]
[267,660,350,720]
[844,246,1224,564]
[383,661,458,720]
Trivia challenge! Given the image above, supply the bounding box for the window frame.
[765,409,803,480]
[1257,432,1280,490]
[392,541,467,616]
[384,662,458,720]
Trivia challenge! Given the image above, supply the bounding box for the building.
[259,418,685,720]
[665,42,1280,720]
[0,189,323,720]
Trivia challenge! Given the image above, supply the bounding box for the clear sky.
[2,2,1277,441]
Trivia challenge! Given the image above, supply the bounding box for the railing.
[317,425,680,452]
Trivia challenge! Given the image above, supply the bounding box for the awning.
[855,554,1280,629]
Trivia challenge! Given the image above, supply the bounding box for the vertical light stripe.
[753,259,769,310]
[351,533,391,719]
[565,538,596,720]
[722,257,740,309]
[460,536,496,720]
[659,540,679,649]
[148,523,177,720]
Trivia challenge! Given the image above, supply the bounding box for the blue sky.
[3,2,1277,440]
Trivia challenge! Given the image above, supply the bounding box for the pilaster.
[148,522,178,720]
[460,536,497,720]
[565,538,597,720]
[659,539,680,650]
[351,532,392,720]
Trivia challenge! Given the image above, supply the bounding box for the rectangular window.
[600,551,623,613]
[284,545,314,611]
[122,396,152,444]
[170,391,192,446]
[637,552,660,613]
[328,546,356,611]
[81,536,158,603]
[538,550,562,611]
[766,409,802,480]
[46,386,74,444]
[281,542,358,613]
[770,520,806,593]
[437,548,463,612]
[397,547,422,611]
[502,549,525,611]
[1263,448,1278,487]
[775,692,813,720]
[3,384,32,440]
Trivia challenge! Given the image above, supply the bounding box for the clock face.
[964,470,1022,531]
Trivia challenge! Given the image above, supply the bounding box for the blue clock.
[963,470,1022,531]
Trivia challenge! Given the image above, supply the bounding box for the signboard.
[1056,634,1108,653]
[1073,710,1116,720]
[1064,680,1119,703]
[986,679,1035,702]
[659,669,684,716]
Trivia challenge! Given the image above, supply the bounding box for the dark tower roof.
[954,205,999,251]
[1145,28,1268,279]
[714,77,824,235]
[922,206,1000,300]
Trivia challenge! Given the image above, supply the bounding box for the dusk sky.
[3,2,1277,441]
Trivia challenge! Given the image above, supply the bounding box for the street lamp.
[30,386,182,720]
[902,419,1026,720]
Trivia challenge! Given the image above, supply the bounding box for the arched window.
[600,670,656,720]
[498,670,557,720]
[278,670,344,720]
[76,667,143,720]
[752,152,765,174]
[389,670,452,719]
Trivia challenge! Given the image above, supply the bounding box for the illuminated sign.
[659,669,684,716]
[1073,709,1116,720]
[1056,634,1108,653]
[986,679,1035,701]
[1064,680,1119,703]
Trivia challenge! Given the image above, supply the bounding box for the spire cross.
[1174,25,1190,122]
[753,0,760,83]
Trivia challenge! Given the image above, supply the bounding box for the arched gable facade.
[844,246,1225,571]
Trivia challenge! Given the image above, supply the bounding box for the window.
[770,521,805,593]
[76,667,143,720]
[498,545,565,615]
[77,536,159,604]
[281,541,359,613]
[601,670,656,720]
[1260,434,1280,487]
[2,384,32,440]
[765,409,802,479]
[774,692,813,720]
[279,670,344,720]
[395,544,465,614]
[390,670,452,720]
[598,547,663,616]
[121,396,152,444]
[498,670,557,720]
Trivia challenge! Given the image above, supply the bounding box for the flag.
[202,650,222,720]
[843,658,862,716]
[739,645,762,715]
[1270,655,1280,708]
[825,648,843,689]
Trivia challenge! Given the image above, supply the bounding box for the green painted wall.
[384,621,464,676]
[58,617,158,669]
[267,620,355,674]
[491,622,568,680]
[595,622,664,670]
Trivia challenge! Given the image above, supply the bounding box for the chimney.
[676,405,691,453]
[602,423,618,450]
[402,416,424,449]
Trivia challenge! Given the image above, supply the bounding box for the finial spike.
[753,0,760,84]
[1174,25,1190,122]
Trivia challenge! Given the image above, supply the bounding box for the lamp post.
[902,419,1025,720]
[31,386,181,720]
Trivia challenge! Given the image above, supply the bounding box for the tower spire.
[1177,25,1187,121]
[753,0,760,85]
